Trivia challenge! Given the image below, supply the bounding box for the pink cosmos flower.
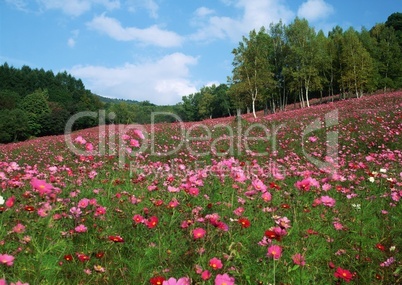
[292,253,306,266]
[0,254,15,266]
[295,178,311,191]
[78,198,90,208]
[333,222,344,231]
[5,196,15,208]
[320,196,336,207]
[145,216,158,229]
[0,279,5,285]
[168,199,179,208]
[132,214,144,224]
[12,223,25,234]
[267,245,282,260]
[167,186,180,193]
[30,178,52,196]
[188,187,199,197]
[261,191,272,202]
[233,207,245,216]
[133,129,145,139]
[162,277,190,285]
[232,170,246,182]
[74,136,86,144]
[252,179,267,192]
[130,139,140,147]
[209,257,223,270]
[85,143,93,151]
[308,136,318,142]
[193,228,206,239]
[75,224,88,233]
[201,270,211,280]
[69,207,82,218]
[94,206,106,217]
[214,273,235,285]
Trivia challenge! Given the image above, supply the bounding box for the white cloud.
[126,0,159,19]
[87,14,183,47]
[191,0,294,42]
[69,53,198,105]
[67,29,79,48]
[37,0,120,17]
[194,7,215,18]
[297,0,334,22]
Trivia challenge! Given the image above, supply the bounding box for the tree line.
[180,13,402,120]
[226,12,402,118]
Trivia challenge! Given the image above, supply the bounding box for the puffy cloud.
[297,0,334,22]
[69,53,198,105]
[191,0,294,42]
[194,7,215,18]
[86,14,183,47]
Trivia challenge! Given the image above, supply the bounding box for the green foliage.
[227,13,402,116]
[0,108,30,143]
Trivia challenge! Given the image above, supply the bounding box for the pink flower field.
[0,92,401,284]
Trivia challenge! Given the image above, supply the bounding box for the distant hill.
[96,95,140,105]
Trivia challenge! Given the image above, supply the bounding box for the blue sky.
[0,0,400,105]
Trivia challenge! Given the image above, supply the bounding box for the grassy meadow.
[0,92,401,285]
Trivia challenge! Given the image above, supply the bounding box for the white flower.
[380,168,387,173]
[0,196,4,205]
[368,177,375,183]
[352,204,361,210]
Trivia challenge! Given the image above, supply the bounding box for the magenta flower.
[162,277,190,285]
[209,257,223,270]
[214,273,235,285]
[30,178,53,196]
[193,228,206,239]
[0,254,15,266]
[75,224,88,233]
[5,196,15,208]
[201,270,211,280]
[267,245,282,260]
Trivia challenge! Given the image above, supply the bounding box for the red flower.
[149,276,165,285]
[238,217,251,228]
[306,228,319,235]
[108,235,124,242]
[281,203,290,209]
[24,206,35,212]
[334,267,353,282]
[264,230,281,241]
[64,254,73,261]
[76,253,90,262]
[146,216,158,229]
[95,251,105,259]
[375,243,385,251]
